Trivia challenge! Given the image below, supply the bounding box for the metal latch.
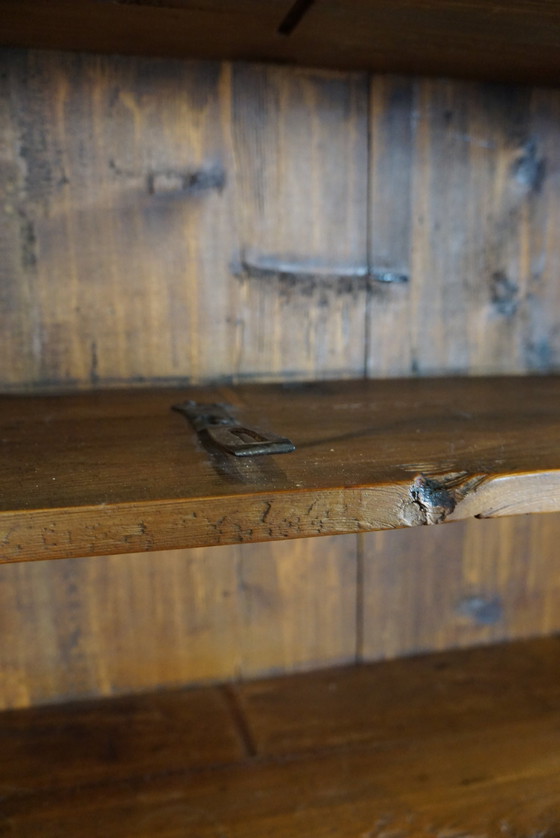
[172,401,295,457]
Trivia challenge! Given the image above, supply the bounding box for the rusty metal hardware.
[172,401,295,457]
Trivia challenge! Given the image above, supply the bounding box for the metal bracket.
[172,401,295,457]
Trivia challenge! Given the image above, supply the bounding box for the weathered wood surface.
[0,685,244,797]
[361,513,560,661]
[3,638,560,835]
[1,377,560,562]
[5,0,560,85]
[230,63,368,378]
[0,52,369,388]
[0,537,357,709]
[0,51,367,705]
[3,54,560,391]
[2,50,560,707]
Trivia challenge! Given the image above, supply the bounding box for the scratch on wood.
[234,255,409,296]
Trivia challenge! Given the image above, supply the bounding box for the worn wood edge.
[2,470,560,563]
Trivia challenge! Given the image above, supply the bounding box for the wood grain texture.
[230,63,368,378]
[3,48,560,708]
[0,50,238,387]
[3,638,560,836]
[0,537,356,709]
[0,51,370,389]
[2,377,560,562]
[361,513,560,662]
[367,78,560,377]
[0,685,245,796]
[5,0,560,85]
[0,50,362,704]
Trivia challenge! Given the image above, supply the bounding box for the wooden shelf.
[2,376,560,563]
[3,0,560,86]
[3,636,560,835]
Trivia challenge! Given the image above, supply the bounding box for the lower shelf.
[2,637,560,836]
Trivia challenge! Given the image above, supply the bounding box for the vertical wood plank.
[0,50,238,388]
[366,78,560,377]
[523,87,560,371]
[235,536,357,679]
[366,75,415,375]
[0,538,357,709]
[230,64,369,379]
[361,514,560,661]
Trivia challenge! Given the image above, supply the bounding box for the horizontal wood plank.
[2,377,560,561]
[0,687,245,797]
[237,637,560,756]
[4,1,560,85]
[3,638,560,836]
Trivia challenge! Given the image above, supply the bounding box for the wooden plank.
[4,639,560,835]
[5,738,560,837]
[366,78,560,378]
[0,686,245,797]
[237,636,560,756]
[0,49,237,388]
[0,538,356,708]
[232,536,357,680]
[2,377,560,562]
[367,75,416,375]
[0,549,245,708]
[5,1,560,85]
[230,63,369,379]
[361,514,560,661]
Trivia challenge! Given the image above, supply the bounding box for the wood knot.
[408,474,456,525]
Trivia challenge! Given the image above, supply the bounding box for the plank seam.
[220,684,258,758]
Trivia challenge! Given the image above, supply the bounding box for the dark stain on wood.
[234,257,372,300]
[512,138,546,194]
[234,256,407,299]
[17,208,37,269]
[491,271,518,317]
[147,165,226,196]
[410,475,457,525]
[525,334,553,372]
[90,342,99,386]
[457,595,504,626]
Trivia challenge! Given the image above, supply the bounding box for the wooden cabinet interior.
[2,16,560,832]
